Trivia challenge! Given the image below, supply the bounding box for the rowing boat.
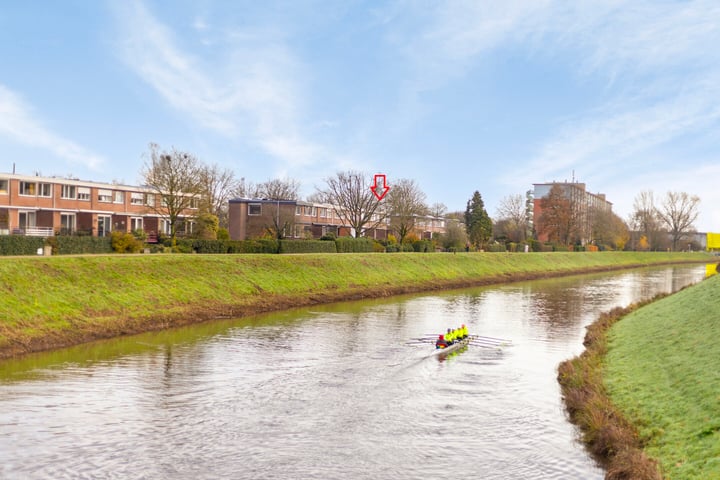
[434,336,471,356]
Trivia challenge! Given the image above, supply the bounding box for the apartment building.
[532,181,613,244]
[0,173,198,239]
[228,198,447,241]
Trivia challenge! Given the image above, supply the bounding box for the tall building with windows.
[532,181,613,244]
[0,173,198,240]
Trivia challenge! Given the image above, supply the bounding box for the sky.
[1,0,719,231]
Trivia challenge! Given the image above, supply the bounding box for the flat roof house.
[0,173,198,239]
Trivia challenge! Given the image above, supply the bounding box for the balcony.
[13,226,55,237]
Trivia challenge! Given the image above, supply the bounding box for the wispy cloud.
[0,84,105,170]
[111,0,325,168]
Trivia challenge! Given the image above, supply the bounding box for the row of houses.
[227,198,448,241]
[0,172,198,240]
[0,172,447,242]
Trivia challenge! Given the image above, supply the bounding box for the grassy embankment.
[558,272,720,480]
[0,251,713,359]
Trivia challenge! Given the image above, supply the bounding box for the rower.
[446,328,454,344]
[435,334,448,349]
[461,324,468,339]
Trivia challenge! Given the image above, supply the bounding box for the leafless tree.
[198,164,240,228]
[656,191,700,251]
[256,178,300,200]
[429,202,448,218]
[386,178,428,243]
[629,191,665,251]
[495,194,529,242]
[140,143,204,245]
[317,170,386,238]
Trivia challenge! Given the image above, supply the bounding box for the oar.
[469,335,511,344]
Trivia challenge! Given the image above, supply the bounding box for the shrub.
[55,236,113,254]
[217,228,230,240]
[111,231,143,253]
[412,240,432,252]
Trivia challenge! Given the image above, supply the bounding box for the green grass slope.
[0,251,712,358]
[605,274,720,479]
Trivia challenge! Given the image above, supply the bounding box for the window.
[98,189,112,202]
[98,215,111,236]
[295,206,302,216]
[319,208,327,218]
[114,191,124,204]
[61,185,76,199]
[19,181,36,196]
[189,197,199,209]
[0,179,7,194]
[19,211,36,228]
[130,217,143,232]
[60,213,76,234]
[248,203,262,215]
[144,194,154,207]
[160,219,171,234]
[78,187,91,201]
[131,192,144,205]
[39,183,51,197]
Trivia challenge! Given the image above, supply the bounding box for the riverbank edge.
[558,296,669,479]
[0,252,714,360]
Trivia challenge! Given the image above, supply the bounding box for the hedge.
[279,240,337,254]
[335,237,377,253]
[0,236,45,256]
[54,236,113,255]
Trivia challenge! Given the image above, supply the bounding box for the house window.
[114,191,124,204]
[295,206,302,216]
[319,208,327,218]
[60,213,76,234]
[61,185,76,199]
[39,183,51,197]
[98,215,111,236]
[0,179,7,194]
[130,217,143,232]
[144,193,154,207]
[19,211,36,228]
[248,204,262,215]
[19,181,36,196]
[130,192,144,205]
[98,189,112,202]
[78,187,91,201]
[188,197,199,209]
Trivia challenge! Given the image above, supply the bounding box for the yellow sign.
[707,233,720,250]
[706,264,719,277]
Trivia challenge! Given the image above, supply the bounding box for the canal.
[0,265,707,479]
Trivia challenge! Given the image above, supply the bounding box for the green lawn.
[0,251,712,358]
[605,274,720,479]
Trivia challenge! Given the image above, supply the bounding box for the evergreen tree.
[464,191,493,250]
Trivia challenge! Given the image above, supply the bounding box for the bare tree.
[198,164,240,228]
[429,202,448,218]
[495,194,528,242]
[256,178,300,200]
[317,171,386,238]
[141,143,204,245]
[656,191,700,251]
[386,178,428,243]
[629,191,665,251]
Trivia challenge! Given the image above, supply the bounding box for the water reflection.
[0,265,707,480]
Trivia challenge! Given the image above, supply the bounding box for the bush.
[217,228,230,240]
[111,231,144,253]
[412,240,433,252]
[485,243,507,253]
[279,240,337,254]
[335,237,376,253]
[0,235,45,256]
[55,236,113,254]
[227,239,279,254]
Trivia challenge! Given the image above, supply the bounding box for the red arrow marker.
[370,174,390,201]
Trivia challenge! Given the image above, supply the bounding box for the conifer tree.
[464,191,493,250]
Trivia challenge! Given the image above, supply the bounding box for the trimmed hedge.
[55,236,113,255]
[335,237,376,253]
[279,240,337,254]
[186,238,280,254]
[0,236,45,256]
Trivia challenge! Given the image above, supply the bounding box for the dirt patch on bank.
[0,262,698,360]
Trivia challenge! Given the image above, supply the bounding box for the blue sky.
[1,1,719,231]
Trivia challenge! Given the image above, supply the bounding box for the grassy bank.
[0,251,712,359]
[558,272,720,480]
